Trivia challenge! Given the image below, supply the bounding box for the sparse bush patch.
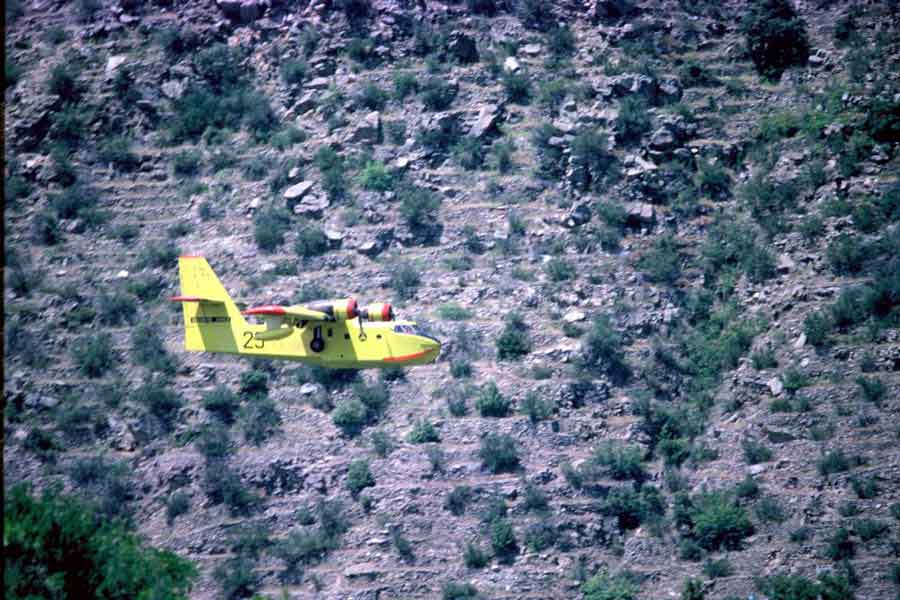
[479,433,520,473]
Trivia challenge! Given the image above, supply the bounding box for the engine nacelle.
[359,302,394,322]
[306,298,358,321]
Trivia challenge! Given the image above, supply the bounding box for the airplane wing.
[242,304,329,321]
[170,295,226,305]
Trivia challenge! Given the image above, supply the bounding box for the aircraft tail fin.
[171,256,248,354]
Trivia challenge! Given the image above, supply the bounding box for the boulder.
[283,181,314,204]
[504,56,520,73]
[625,202,654,225]
[216,0,262,22]
[562,202,592,228]
[347,111,380,143]
[292,195,329,219]
[161,80,185,100]
[448,32,479,64]
[649,126,677,151]
[468,104,500,139]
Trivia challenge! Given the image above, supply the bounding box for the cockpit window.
[393,325,416,334]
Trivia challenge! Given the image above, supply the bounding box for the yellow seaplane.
[170,256,441,368]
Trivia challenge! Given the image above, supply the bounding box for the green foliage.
[346,459,375,497]
[601,485,666,530]
[254,206,291,252]
[23,429,62,462]
[755,496,787,523]
[295,226,329,258]
[617,96,651,144]
[280,59,307,85]
[214,556,257,598]
[496,312,532,360]
[240,395,281,446]
[568,128,618,192]
[203,385,241,424]
[5,484,196,599]
[356,160,395,191]
[48,63,84,103]
[825,527,855,561]
[854,518,887,542]
[73,334,115,378]
[756,573,853,600]
[165,491,191,526]
[452,136,487,171]
[740,174,798,234]
[131,322,177,375]
[742,439,773,464]
[826,233,868,275]
[136,240,179,269]
[370,430,395,457]
[479,433,520,473]
[855,376,886,405]
[196,423,233,461]
[804,311,833,347]
[443,582,480,600]
[390,262,421,300]
[408,419,440,444]
[689,491,754,551]
[503,70,532,104]
[357,82,388,110]
[818,449,851,476]
[740,0,810,79]
[438,303,473,321]
[332,398,368,437]
[490,518,518,561]
[579,314,630,382]
[393,71,419,99]
[463,541,489,568]
[445,485,472,516]
[98,137,140,171]
[519,392,553,423]
[850,476,878,499]
[582,571,640,600]
[421,77,457,111]
[475,381,511,417]
[703,558,733,579]
[136,377,183,432]
[639,234,681,285]
[172,150,202,177]
[681,578,705,600]
[398,184,442,238]
[525,520,558,552]
[544,257,576,282]
[587,442,647,482]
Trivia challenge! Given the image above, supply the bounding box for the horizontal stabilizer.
[170,295,225,304]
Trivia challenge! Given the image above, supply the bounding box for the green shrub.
[854,518,887,542]
[370,430,395,457]
[203,385,240,423]
[525,520,558,552]
[196,423,233,461]
[569,128,618,192]
[689,491,754,550]
[696,160,732,200]
[740,0,810,79]
[99,136,140,171]
[490,518,518,561]
[479,433,520,473]
[355,160,395,191]
[804,311,832,347]
[587,442,647,482]
[443,582,479,600]
[740,174,798,233]
[825,527,855,561]
[48,63,83,103]
[172,150,202,177]
[357,82,388,110]
[295,226,329,258]
[855,376,886,404]
[136,377,183,431]
[850,476,878,499]
[817,449,851,476]
[532,122,565,179]
[254,206,291,252]
[582,572,639,600]
[240,396,282,446]
[503,70,532,104]
[445,485,472,516]
[390,262,421,300]
[826,233,868,275]
[399,184,442,236]
[538,79,571,114]
[463,542,489,568]
[638,235,681,285]
[496,312,532,360]
[23,429,62,462]
[703,558,733,579]
[165,491,191,526]
[280,59,307,85]
[755,496,787,522]
[136,240,179,270]
[393,71,419,99]
[385,120,407,144]
[131,322,177,375]
[5,484,196,599]
[452,137,486,171]
[617,96,651,144]
[438,303,473,320]
[519,392,553,423]
[742,439,773,464]
[579,314,629,382]
[408,419,440,444]
[332,398,368,437]
[601,485,666,530]
[475,381,510,417]
[421,78,457,111]
[73,334,115,378]
[544,257,576,282]
[346,459,375,497]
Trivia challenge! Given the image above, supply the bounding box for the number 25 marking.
[243,332,264,349]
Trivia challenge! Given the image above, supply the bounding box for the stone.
[116,270,129,278]
[283,181,314,202]
[347,111,380,143]
[767,377,784,396]
[292,195,330,218]
[521,43,542,56]
[649,126,677,151]
[324,228,344,249]
[793,333,806,349]
[216,0,261,22]
[504,56,520,72]
[161,80,185,100]
[563,310,586,323]
[469,105,500,139]
[105,55,127,74]
[305,77,331,90]
[293,91,318,113]
[447,32,479,64]
[625,202,654,225]
[562,202,592,228]
[300,383,321,396]
[777,254,795,274]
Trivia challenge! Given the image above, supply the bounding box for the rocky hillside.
[5,0,900,598]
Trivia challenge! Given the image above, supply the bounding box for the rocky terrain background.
[4,0,900,598]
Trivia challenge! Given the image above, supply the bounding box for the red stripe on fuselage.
[242,305,286,316]
[383,347,436,363]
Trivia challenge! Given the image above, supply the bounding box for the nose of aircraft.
[420,335,441,357]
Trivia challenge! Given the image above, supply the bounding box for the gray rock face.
[562,202,592,228]
[447,32,479,64]
[216,0,263,22]
[592,0,638,22]
[347,111,381,143]
[292,194,329,218]
[161,80,185,100]
[468,105,501,139]
[283,180,314,203]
